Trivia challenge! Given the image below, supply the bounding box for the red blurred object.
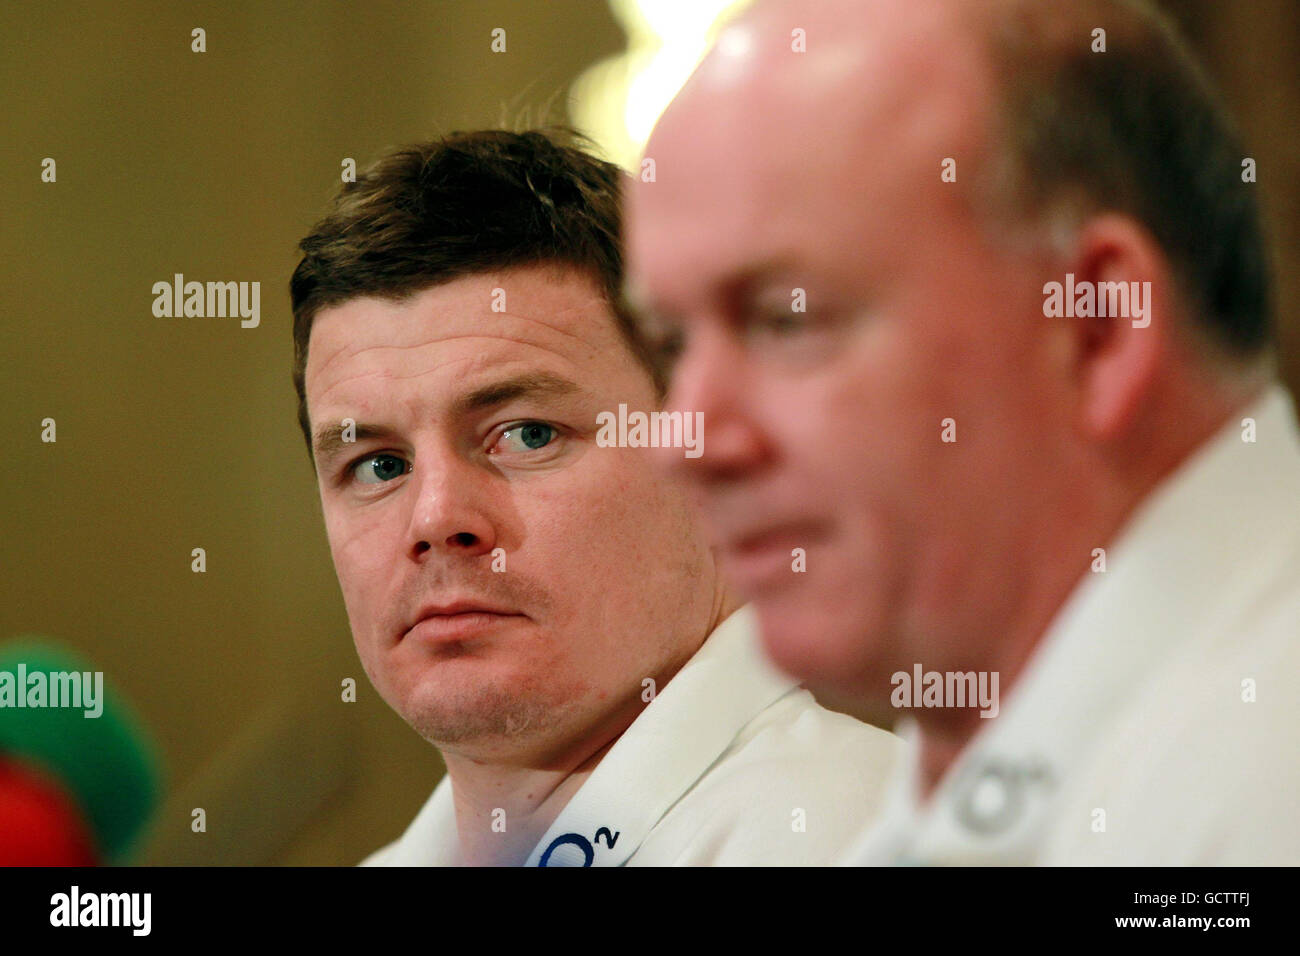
[0,756,100,866]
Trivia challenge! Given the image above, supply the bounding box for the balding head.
[639,0,1271,365]
[625,0,1274,722]
[633,0,995,324]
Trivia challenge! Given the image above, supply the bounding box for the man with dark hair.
[628,0,1300,864]
[291,128,899,866]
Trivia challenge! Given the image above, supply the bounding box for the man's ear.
[1060,214,1176,441]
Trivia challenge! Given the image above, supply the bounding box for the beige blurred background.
[1,0,1296,865]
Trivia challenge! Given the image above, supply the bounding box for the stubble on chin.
[393,666,586,753]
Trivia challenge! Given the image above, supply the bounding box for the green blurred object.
[0,637,163,865]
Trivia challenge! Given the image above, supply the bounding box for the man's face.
[306,265,720,765]
[627,3,1070,707]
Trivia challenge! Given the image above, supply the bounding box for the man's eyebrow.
[452,372,583,416]
[312,422,399,468]
[312,373,585,468]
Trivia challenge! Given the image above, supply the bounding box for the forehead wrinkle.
[308,295,631,436]
[309,335,612,431]
[306,282,600,361]
[312,302,612,373]
[500,303,619,352]
[310,324,589,391]
[377,338,600,386]
[311,343,551,408]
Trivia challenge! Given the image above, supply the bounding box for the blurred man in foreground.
[291,129,899,866]
[628,0,1300,863]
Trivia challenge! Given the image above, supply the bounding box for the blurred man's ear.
[1060,214,1177,441]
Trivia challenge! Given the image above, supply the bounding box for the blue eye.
[495,422,557,454]
[351,453,409,484]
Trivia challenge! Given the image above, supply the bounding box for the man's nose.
[404,453,499,560]
[658,324,772,481]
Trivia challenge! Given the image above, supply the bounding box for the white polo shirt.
[362,604,902,866]
[848,384,1300,866]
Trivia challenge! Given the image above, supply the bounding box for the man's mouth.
[719,521,828,590]
[402,601,526,644]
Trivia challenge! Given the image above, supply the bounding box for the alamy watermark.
[891,664,1000,719]
[0,664,103,718]
[152,273,260,328]
[50,886,150,936]
[595,404,704,458]
[1043,273,1151,328]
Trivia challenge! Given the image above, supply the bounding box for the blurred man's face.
[627,3,1071,707]
[306,264,719,765]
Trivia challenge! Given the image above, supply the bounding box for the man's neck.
[442,714,631,867]
[910,379,1269,802]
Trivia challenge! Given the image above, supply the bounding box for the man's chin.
[382,668,568,751]
[752,596,892,709]
[402,695,557,751]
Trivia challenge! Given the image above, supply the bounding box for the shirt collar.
[524,604,797,866]
[855,384,1300,864]
[384,771,458,866]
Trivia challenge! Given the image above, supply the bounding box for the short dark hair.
[290,127,659,464]
[974,0,1273,358]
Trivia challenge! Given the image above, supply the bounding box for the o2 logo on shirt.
[537,827,620,867]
